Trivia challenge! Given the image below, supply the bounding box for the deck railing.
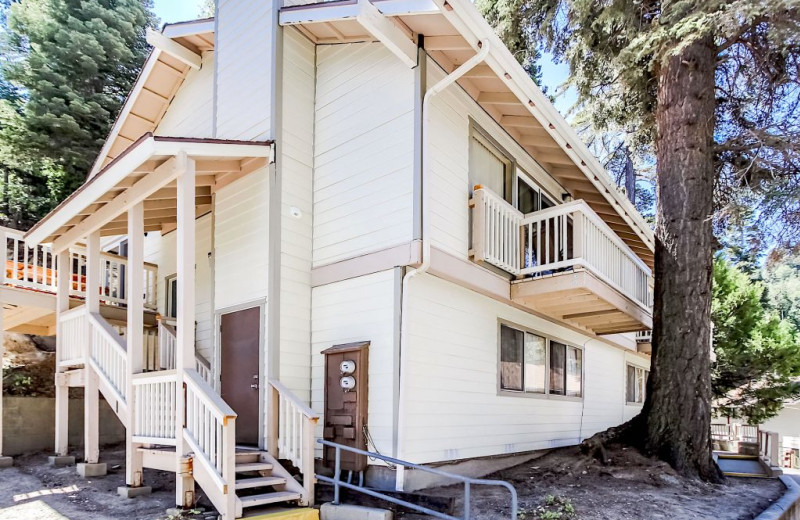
[132,370,177,445]
[471,188,653,309]
[636,330,652,343]
[268,379,319,505]
[57,306,88,366]
[2,226,157,310]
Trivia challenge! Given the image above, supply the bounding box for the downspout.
[395,39,490,491]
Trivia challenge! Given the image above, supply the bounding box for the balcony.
[470,188,653,334]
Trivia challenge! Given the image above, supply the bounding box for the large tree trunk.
[642,33,721,481]
[623,147,636,205]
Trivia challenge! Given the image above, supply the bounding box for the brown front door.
[220,306,261,446]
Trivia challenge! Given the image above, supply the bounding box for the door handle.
[250,383,259,389]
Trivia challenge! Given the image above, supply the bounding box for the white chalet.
[0,0,656,517]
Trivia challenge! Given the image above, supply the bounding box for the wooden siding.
[214,169,270,310]
[279,28,316,401]
[313,43,415,267]
[141,214,214,361]
[215,0,274,140]
[155,51,215,138]
[426,58,565,260]
[401,272,633,464]
[311,269,398,460]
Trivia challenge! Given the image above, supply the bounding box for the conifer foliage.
[0,0,156,228]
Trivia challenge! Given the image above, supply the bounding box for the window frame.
[165,274,178,319]
[626,363,649,405]
[497,320,584,401]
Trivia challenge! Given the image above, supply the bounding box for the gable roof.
[87,19,215,179]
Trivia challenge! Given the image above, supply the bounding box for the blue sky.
[152,0,575,115]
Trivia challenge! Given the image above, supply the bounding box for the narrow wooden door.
[220,306,261,446]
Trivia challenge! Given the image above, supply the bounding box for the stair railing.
[268,379,320,506]
[184,368,237,518]
[57,306,88,366]
[88,312,128,405]
[158,317,214,386]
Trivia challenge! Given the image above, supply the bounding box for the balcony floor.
[510,268,652,335]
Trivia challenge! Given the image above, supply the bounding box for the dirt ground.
[407,445,785,520]
[0,444,215,520]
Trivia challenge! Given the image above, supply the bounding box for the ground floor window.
[626,364,649,404]
[499,323,582,398]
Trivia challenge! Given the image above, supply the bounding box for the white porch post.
[83,232,101,466]
[0,226,7,465]
[54,249,71,457]
[175,152,196,507]
[125,203,145,487]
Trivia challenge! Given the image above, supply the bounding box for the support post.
[0,227,6,464]
[54,249,71,457]
[84,232,100,466]
[175,152,196,508]
[125,204,145,488]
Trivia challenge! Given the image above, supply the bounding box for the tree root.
[580,415,646,465]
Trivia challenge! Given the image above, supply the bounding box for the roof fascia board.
[162,19,215,39]
[26,137,157,247]
[87,49,163,179]
[146,28,202,70]
[279,0,437,25]
[151,138,275,161]
[433,0,655,252]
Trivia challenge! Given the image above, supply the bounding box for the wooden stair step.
[238,491,302,508]
[235,452,263,463]
[235,462,274,473]
[235,476,287,490]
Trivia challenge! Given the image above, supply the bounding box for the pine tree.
[712,258,800,424]
[0,0,156,221]
[481,0,799,480]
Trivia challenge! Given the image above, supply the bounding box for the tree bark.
[623,147,636,205]
[642,32,722,481]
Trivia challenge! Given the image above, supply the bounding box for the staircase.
[58,309,318,519]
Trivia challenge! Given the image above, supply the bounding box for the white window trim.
[497,319,584,401]
[626,363,649,405]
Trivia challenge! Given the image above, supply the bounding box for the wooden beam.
[477,91,520,105]
[53,157,177,252]
[125,202,145,487]
[146,29,201,70]
[356,0,417,67]
[500,115,546,129]
[518,135,561,148]
[562,308,620,320]
[463,65,496,79]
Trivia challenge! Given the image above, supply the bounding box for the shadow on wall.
[2,397,125,456]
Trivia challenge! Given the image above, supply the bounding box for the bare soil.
[0,444,215,520]
[407,445,785,520]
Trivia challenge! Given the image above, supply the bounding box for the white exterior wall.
[313,43,415,267]
[426,57,564,259]
[156,51,215,137]
[141,214,214,362]
[311,270,399,459]
[215,0,274,140]
[214,170,270,311]
[278,28,316,401]
[400,273,635,464]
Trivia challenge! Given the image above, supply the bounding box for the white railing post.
[175,152,196,508]
[125,203,145,488]
[84,231,101,466]
[54,249,71,456]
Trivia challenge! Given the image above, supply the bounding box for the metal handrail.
[317,439,518,520]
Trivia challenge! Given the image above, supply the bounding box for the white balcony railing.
[471,188,653,309]
[2,226,157,310]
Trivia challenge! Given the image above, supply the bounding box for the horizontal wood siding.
[311,270,397,459]
[215,0,273,140]
[214,170,270,310]
[401,273,630,464]
[141,214,214,362]
[279,28,316,402]
[426,58,566,260]
[313,43,415,267]
[156,51,215,138]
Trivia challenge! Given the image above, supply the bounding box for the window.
[500,323,581,398]
[166,276,178,319]
[626,364,649,404]
[469,129,513,202]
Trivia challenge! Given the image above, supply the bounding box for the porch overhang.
[25,135,273,250]
[280,0,655,268]
[511,269,653,335]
